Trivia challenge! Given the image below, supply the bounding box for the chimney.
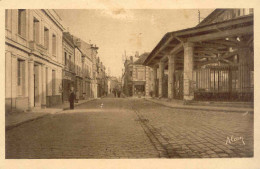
[135,51,139,58]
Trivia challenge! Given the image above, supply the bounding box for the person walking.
[69,87,76,109]
[113,88,117,97]
[117,88,121,98]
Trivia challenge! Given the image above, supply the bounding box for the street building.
[5,9,65,113]
[132,52,153,97]
[122,53,153,97]
[74,42,84,101]
[107,76,120,94]
[73,38,94,99]
[122,56,134,96]
[62,32,75,102]
[90,44,99,98]
[143,9,254,102]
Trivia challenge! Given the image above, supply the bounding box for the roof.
[134,52,150,65]
[143,13,253,66]
[197,9,225,27]
[63,32,75,48]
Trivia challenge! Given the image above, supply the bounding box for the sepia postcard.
[1,0,260,169]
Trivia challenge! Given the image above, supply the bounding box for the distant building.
[132,53,153,97]
[73,38,94,99]
[90,44,99,98]
[62,32,75,102]
[108,76,119,94]
[122,56,134,96]
[74,44,83,100]
[122,53,153,97]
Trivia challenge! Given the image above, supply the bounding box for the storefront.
[133,81,145,96]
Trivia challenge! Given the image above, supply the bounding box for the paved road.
[6,97,253,158]
[6,97,159,158]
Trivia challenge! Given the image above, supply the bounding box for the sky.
[56,9,214,77]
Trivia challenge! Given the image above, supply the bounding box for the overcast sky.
[56,9,214,77]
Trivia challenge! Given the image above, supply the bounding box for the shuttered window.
[18,9,26,37]
[52,34,57,56]
[33,17,40,43]
[52,70,56,95]
[17,59,25,96]
[44,27,49,49]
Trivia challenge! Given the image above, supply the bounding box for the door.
[34,74,36,107]
[174,71,183,99]
[34,65,40,107]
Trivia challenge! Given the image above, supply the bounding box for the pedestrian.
[113,88,116,97]
[69,87,76,109]
[117,89,121,98]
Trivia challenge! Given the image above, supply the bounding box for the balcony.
[29,41,47,56]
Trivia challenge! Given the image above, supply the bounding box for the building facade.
[74,46,83,100]
[122,56,134,96]
[132,53,153,97]
[73,38,94,99]
[62,32,75,102]
[5,9,64,113]
[90,45,99,98]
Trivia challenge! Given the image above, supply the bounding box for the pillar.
[38,65,42,107]
[168,55,176,99]
[42,64,46,107]
[28,59,34,109]
[5,52,12,99]
[11,54,17,110]
[183,42,194,101]
[24,60,28,97]
[158,61,165,98]
[238,48,251,93]
[145,67,150,97]
[153,66,157,97]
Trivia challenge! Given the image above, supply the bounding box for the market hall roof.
[143,13,253,68]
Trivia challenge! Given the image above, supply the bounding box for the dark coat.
[69,92,75,103]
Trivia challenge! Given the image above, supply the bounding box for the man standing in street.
[117,89,121,98]
[69,87,76,109]
[113,88,117,97]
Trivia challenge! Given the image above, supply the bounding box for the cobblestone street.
[6,97,253,158]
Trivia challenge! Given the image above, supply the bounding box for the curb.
[6,99,96,130]
[6,114,50,131]
[145,99,254,113]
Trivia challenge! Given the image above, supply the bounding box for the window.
[17,59,25,96]
[52,34,56,56]
[64,52,67,66]
[5,10,8,28]
[137,70,145,80]
[69,55,71,70]
[249,8,254,14]
[237,9,241,16]
[244,9,250,15]
[18,9,26,37]
[33,17,40,43]
[44,27,49,49]
[52,70,56,95]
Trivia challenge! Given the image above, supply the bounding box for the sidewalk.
[6,99,95,130]
[145,98,254,113]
